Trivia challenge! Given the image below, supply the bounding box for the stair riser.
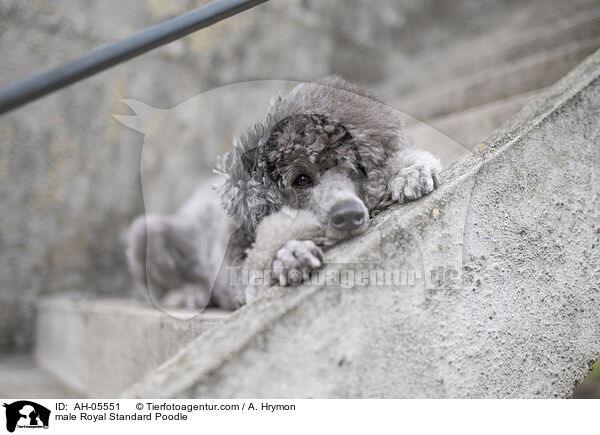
[34,299,226,397]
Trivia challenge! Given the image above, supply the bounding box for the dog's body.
[126,76,441,309]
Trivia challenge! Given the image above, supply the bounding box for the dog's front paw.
[390,164,440,203]
[272,240,324,286]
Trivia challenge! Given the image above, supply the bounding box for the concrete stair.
[389,5,600,167]
[406,88,544,167]
[386,5,600,98]
[403,37,594,167]
[7,1,599,398]
[396,37,600,120]
[33,297,229,397]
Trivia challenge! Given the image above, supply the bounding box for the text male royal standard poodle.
[126,76,441,309]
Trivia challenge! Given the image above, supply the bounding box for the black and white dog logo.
[3,401,50,433]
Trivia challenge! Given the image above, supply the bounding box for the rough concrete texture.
[34,297,228,397]
[2,0,600,352]
[124,50,600,399]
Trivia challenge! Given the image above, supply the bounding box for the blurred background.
[0,0,599,398]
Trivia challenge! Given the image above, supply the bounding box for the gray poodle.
[126,75,441,309]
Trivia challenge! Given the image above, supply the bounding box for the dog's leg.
[126,212,210,306]
[244,207,324,303]
[388,148,441,203]
[272,239,324,286]
[125,181,232,308]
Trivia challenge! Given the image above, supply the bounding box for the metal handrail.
[0,0,268,115]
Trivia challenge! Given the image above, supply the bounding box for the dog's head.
[255,114,372,245]
[216,77,406,246]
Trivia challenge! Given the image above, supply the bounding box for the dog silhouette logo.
[3,401,50,432]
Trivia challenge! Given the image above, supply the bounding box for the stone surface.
[34,296,229,397]
[124,49,600,399]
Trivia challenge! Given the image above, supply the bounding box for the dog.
[126,75,441,309]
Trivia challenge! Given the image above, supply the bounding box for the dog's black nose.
[330,200,365,232]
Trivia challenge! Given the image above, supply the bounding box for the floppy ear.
[215,147,284,235]
[216,174,284,235]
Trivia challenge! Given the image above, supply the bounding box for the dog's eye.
[350,168,366,181]
[293,174,312,188]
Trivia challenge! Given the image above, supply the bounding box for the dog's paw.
[272,240,324,286]
[390,164,440,203]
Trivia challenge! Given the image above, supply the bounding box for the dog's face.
[252,114,371,246]
[290,166,370,246]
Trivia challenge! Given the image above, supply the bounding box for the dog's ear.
[241,147,259,175]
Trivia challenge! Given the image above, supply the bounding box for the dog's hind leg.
[125,179,233,308]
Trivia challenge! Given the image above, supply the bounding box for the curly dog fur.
[126,75,441,309]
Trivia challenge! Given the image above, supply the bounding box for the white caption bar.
[0,399,596,434]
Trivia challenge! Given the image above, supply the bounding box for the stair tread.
[406,87,544,168]
[393,37,600,119]
[34,296,231,397]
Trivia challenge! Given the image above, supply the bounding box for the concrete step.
[392,38,600,120]
[0,354,82,398]
[384,5,600,97]
[393,37,600,120]
[34,296,230,397]
[406,88,543,168]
